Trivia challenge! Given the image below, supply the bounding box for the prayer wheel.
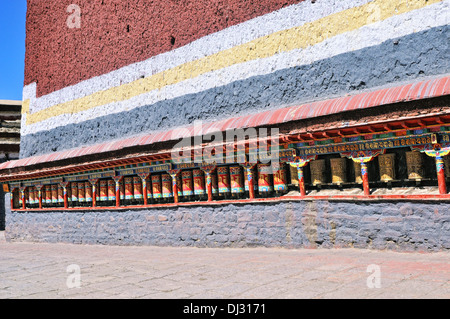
[145,178,152,203]
[51,184,58,206]
[58,184,65,207]
[330,158,347,184]
[181,171,194,199]
[152,175,163,202]
[78,182,86,206]
[119,179,125,202]
[310,159,326,185]
[258,163,273,194]
[108,179,117,206]
[28,187,35,208]
[405,151,425,180]
[124,177,134,205]
[45,185,52,206]
[133,177,143,205]
[85,181,93,205]
[378,153,396,182]
[70,182,78,207]
[273,164,287,193]
[34,187,40,208]
[210,171,218,197]
[100,180,109,205]
[33,187,39,208]
[161,174,173,200]
[95,181,100,203]
[289,164,299,186]
[444,155,450,179]
[230,166,244,198]
[217,166,231,197]
[193,169,206,199]
[176,173,183,198]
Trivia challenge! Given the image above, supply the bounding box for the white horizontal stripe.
[23,1,449,136]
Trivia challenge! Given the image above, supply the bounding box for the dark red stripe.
[25,0,304,97]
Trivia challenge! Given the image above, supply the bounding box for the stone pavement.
[0,233,449,299]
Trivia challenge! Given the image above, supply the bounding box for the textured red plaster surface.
[25,0,304,97]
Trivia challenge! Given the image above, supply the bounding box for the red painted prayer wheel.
[193,169,206,198]
[217,166,230,196]
[70,182,78,206]
[230,166,244,196]
[145,178,152,202]
[133,177,143,204]
[152,175,163,201]
[258,163,273,194]
[108,179,117,205]
[78,182,86,206]
[51,184,58,206]
[176,173,183,198]
[119,179,125,201]
[34,187,40,208]
[161,174,173,199]
[28,187,35,208]
[45,185,52,206]
[211,171,218,196]
[124,177,134,205]
[58,184,65,207]
[99,180,108,205]
[85,181,93,204]
[182,171,194,198]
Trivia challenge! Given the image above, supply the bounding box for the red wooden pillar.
[243,164,256,200]
[138,173,150,206]
[297,166,306,197]
[361,162,370,196]
[206,173,213,202]
[20,187,26,209]
[113,176,123,208]
[435,155,447,195]
[201,165,216,202]
[168,170,181,204]
[61,182,69,209]
[10,190,14,210]
[143,179,148,206]
[423,148,449,195]
[37,186,43,209]
[88,179,99,208]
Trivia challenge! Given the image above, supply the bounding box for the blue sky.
[0,0,26,101]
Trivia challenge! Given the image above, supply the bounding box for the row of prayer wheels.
[305,151,443,186]
[16,152,450,208]
[19,164,292,208]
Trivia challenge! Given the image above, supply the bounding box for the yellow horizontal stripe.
[26,0,441,126]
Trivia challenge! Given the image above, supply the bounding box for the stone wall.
[5,195,449,251]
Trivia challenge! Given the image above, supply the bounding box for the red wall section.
[25,0,304,97]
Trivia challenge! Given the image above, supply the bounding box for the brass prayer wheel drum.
[444,155,450,178]
[310,159,326,185]
[405,151,425,180]
[378,153,396,182]
[289,164,299,186]
[354,161,363,184]
[330,158,347,184]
